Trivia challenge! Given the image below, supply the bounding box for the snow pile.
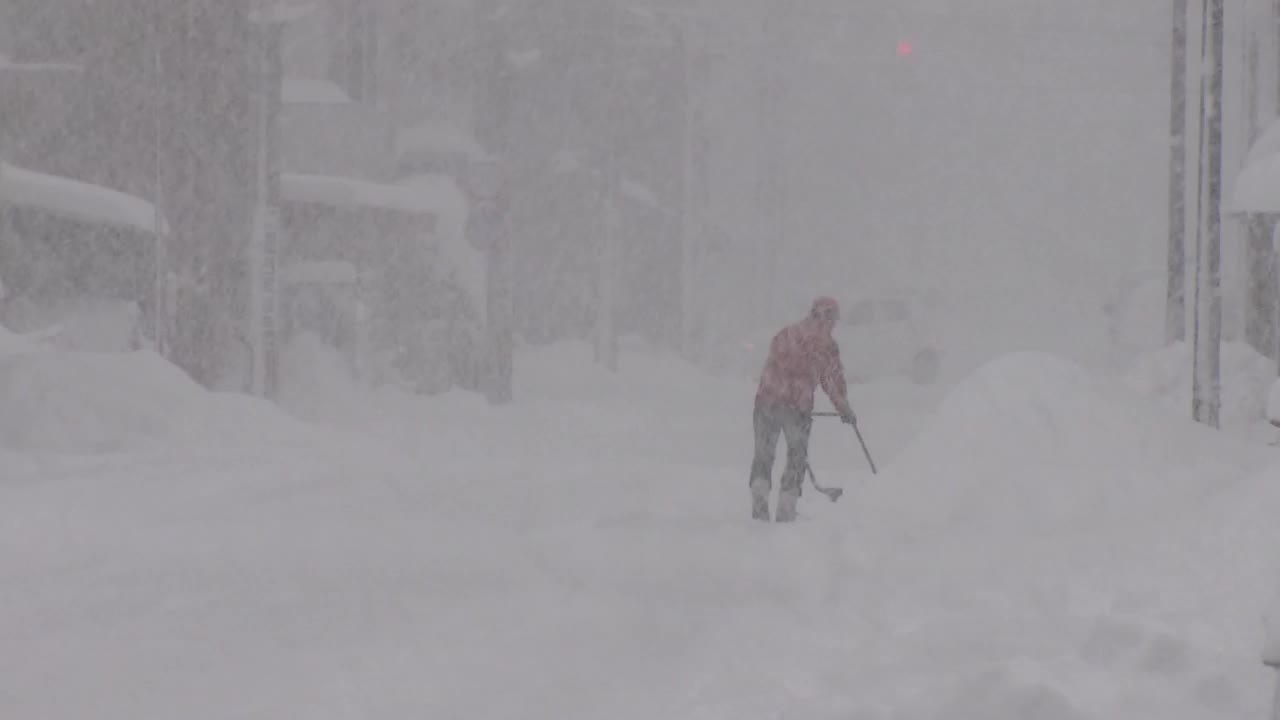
[866,351,1238,538]
[2,338,1279,719]
[0,348,298,454]
[1124,341,1276,428]
[1269,378,1280,425]
[1189,456,1280,633]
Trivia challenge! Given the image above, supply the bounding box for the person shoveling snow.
[750,296,856,522]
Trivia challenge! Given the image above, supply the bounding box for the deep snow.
[1125,340,1279,431]
[1,338,1279,719]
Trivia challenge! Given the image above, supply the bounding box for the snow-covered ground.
[2,330,1279,719]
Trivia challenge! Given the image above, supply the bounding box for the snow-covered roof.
[282,76,350,105]
[1227,153,1280,214]
[395,124,486,160]
[0,162,167,234]
[280,173,446,216]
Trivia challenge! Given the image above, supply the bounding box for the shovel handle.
[810,413,878,475]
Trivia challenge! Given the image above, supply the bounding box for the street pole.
[152,0,168,358]
[596,0,620,372]
[472,0,515,401]
[1192,0,1223,428]
[1167,0,1188,345]
[248,3,282,400]
[1246,0,1277,362]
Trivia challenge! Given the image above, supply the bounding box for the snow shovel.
[806,464,843,502]
[812,412,879,475]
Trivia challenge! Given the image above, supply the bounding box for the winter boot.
[775,490,799,523]
[750,477,770,521]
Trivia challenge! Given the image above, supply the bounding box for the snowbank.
[1124,341,1276,429]
[2,337,1279,719]
[0,348,300,454]
[864,351,1248,538]
[1269,379,1280,425]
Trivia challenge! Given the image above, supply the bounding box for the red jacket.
[755,317,851,415]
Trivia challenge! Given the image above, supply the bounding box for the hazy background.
[0,0,1254,392]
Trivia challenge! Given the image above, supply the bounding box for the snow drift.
[862,351,1254,539]
[1124,340,1276,429]
[0,348,299,454]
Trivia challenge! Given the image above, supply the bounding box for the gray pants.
[750,398,811,498]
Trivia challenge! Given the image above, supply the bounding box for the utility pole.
[151,0,169,359]
[472,0,515,401]
[248,2,284,400]
[594,0,620,372]
[1192,0,1223,428]
[1275,0,1280,376]
[1167,0,1188,345]
[1246,0,1278,362]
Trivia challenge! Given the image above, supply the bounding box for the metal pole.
[1192,0,1223,428]
[596,0,620,371]
[1167,0,1188,345]
[679,12,697,356]
[473,0,514,402]
[248,7,280,400]
[152,0,167,357]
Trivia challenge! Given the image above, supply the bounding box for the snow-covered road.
[2,338,1279,719]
